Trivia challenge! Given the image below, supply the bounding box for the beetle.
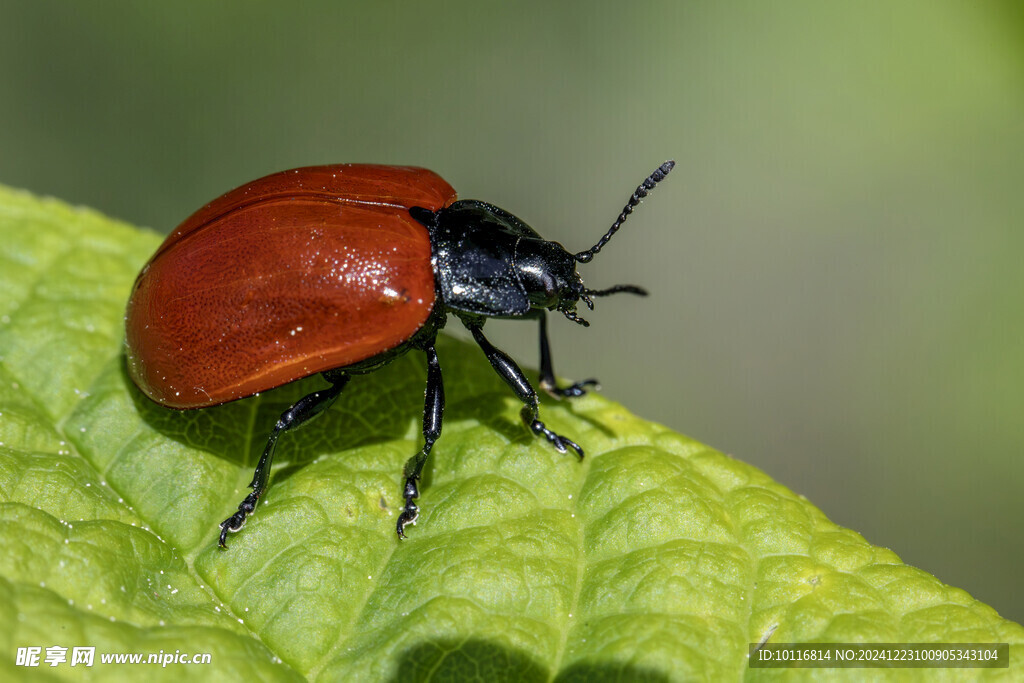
[125,161,674,546]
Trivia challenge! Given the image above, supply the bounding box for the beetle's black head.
[511,227,659,327]
[512,237,580,310]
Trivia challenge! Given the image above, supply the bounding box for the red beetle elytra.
[125,162,674,545]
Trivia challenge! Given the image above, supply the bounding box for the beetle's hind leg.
[537,311,598,400]
[397,344,444,538]
[468,324,584,459]
[218,375,349,548]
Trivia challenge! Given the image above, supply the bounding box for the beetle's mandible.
[124,161,675,546]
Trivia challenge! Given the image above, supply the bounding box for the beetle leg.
[218,376,349,548]
[467,324,584,459]
[537,311,599,400]
[397,344,444,539]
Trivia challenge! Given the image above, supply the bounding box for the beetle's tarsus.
[396,503,418,539]
[397,476,421,539]
[542,377,599,400]
[218,492,258,548]
[525,414,585,460]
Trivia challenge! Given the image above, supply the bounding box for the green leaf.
[0,183,1021,681]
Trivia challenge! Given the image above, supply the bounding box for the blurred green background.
[2,1,1022,625]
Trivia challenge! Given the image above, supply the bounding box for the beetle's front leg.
[536,311,598,400]
[397,344,444,538]
[219,375,349,548]
[467,324,584,458]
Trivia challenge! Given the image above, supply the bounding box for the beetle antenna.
[583,285,648,298]
[575,161,675,263]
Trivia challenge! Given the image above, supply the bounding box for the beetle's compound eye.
[519,263,559,307]
[542,272,558,300]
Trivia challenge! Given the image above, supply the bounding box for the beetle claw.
[559,437,585,459]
